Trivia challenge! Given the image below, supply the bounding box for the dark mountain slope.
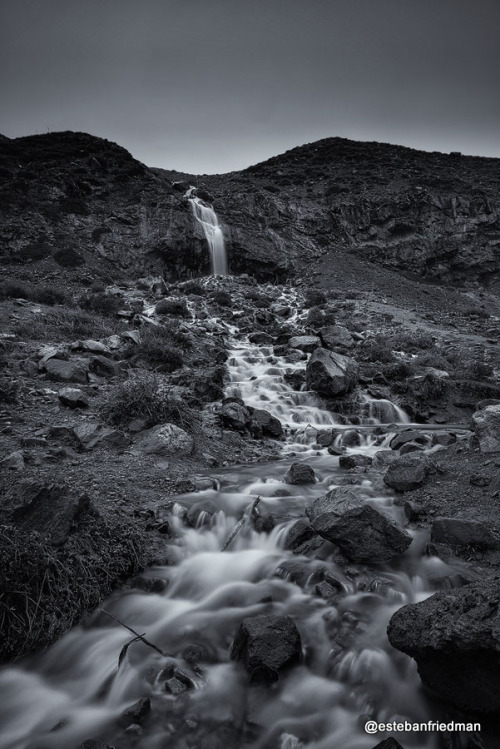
[1,131,499,287]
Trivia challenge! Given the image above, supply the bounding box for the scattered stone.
[75,339,110,354]
[186,499,219,527]
[472,405,500,453]
[338,454,372,469]
[37,344,66,369]
[134,424,194,456]
[387,577,500,713]
[248,409,283,439]
[431,431,457,447]
[372,450,399,469]
[231,614,302,682]
[284,519,319,552]
[248,332,274,345]
[0,450,25,471]
[58,387,89,408]
[1,482,90,546]
[389,430,427,450]
[327,445,344,456]
[318,325,354,350]
[119,697,151,727]
[470,472,492,487]
[89,354,121,378]
[404,500,426,522]
[305,348,358,397]
[284,462,316,484]
[431,518,498,548]
[220,402,249,431]
[340,429,362,447]
[288,335,321,352]
[399,441,425,455]
[383,454,432,492]
[316,430,334,447]
[44,358,89,384]
[305,487,412,563]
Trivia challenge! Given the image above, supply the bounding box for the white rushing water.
[0,293,473,749]
[187,189,228,276]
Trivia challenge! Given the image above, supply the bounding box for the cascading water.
[187,188,228,276]
[0,288,474,749]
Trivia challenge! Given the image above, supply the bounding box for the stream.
[0,289,473,749]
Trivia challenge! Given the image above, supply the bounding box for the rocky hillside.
[1,131,499,287]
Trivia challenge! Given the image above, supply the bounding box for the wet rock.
[284,519,319,553]
[252,512,275,533]
[387,577,500,713]
[284,370,306,390]
[248,332,274,345]
[389,430,427,450]
[248,408,283,439]
[1,482,90,546]
[404,500,426,522]
[284,462,316,484]
[399,441,425,455]
[316,429,334,447]
[58,387,89,408]
[338,454,372,469]
[371,740,405,749]
[119,697,151,727]
[288,335,321,352]
[231,614,302,681]
[305,487,412,563]
[0,450,25,470]
[431,518,498,548]
[220,402,249,430]
[305,348,358,398]
[340,429,362,447]
[134,423,194,456]
[372,450,399,469]
[383,454,432,492]
[318,325,354,350]
[163,665,195,694]
[327,445,344,456]
[131,575,167,593]
[187,499,219,527]
[472,405,500,453]
[44,358,89,384]
[431,431,457,447]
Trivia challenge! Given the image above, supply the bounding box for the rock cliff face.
[1,131,499,285]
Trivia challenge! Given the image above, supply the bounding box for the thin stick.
[100,608,168,657]
[221,496,261,552]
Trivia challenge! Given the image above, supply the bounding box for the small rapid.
[187,189,228,276]
[0,289,473,749]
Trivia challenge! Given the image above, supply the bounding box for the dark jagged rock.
[58,387,89,408]
[288,335,321,352]
[1,482,91,546]
[431,518,499,548]
[220,402,249,431]
[44,358,89,384]
[318,325,354,350]
[284,519,320,553]
[338,454,372,469]
[248,408,283,439]
[305,487,412,562]
[383,454,432,491]
[119,697,151,727]
[389,430,427,450]
[284,462,316,485]
[372,450,399,469]
[387,578,500,713]
[305,348,358,398]
[231,614,302,681]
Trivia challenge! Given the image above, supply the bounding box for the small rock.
[284,462,316,484]
[389,430,427,450]
[44,358,89,384]
[431,431,457,447]
[306,487,412,563]
[134,423,194,456]
[288,335,321,352]
[372,450,399,469]
[340,429,362,447]
[220,402,249,431]
[0,450,25,471]
[305,348,358,398]
[58,387,89,409]
[338,454,372,469]
[89,355,121,378]
[119,697,151,727]
[248,409,283,439]
[472,405,500,453]
[383,454,432,492]
[231,614,302,681]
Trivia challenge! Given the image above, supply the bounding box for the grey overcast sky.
[1,0,499,173]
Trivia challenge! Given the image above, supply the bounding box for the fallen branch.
[220,496,261,552]
[100,608,168,661]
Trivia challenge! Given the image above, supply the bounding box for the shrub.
[181,280,205,296]
[358,335,395,363]
[155,297,190,317]
[414,373,449,400]
[383,360,416,380]
[78,292,120,316]
[14,308,115,342]
[54,248,85,268]
[413,351,450,370]
[102,371,197,431]
[131,325,189,372]
[391,328,434,351]
[306,306,324,327]
[0,282,69,306]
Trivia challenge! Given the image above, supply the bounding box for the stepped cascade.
[0,289,474,749]
[187,188,228,276]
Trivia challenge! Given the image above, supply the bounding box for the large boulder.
[284,462,316,485]
[231,614,302,682]
[220,402,249,431]
[383,454,432,492]
[305,348,358,398]
[1,482,90,546]
[387,578,500,713]
[318,325,354,350]
[305,487,412,563]
[472,405,500,453]
[134,423,194,456]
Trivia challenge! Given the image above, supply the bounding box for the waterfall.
[187,188,228,276]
